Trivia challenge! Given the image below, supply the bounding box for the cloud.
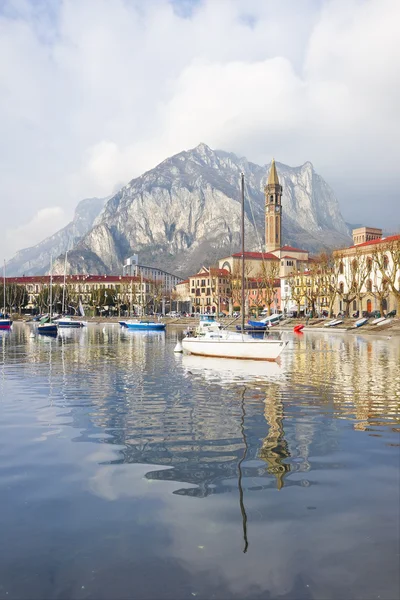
[0,0,399,259]
[6,207,67,256]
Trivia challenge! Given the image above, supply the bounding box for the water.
[0,324,399,600]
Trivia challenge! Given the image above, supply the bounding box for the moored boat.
[37,257,58,336]
[0,318,12,330]
[293,324,304,333]
[354,317,368,328]
[247,313,282,329]
[371,316,386,325]
[324,318,344,327]
[1,261,12,330]
[58,317,85,328]
[37,322,58,336]
[125,320,166,331]
[181,172,288,362]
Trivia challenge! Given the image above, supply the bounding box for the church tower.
[265,159,282,252]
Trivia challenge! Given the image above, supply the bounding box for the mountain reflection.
[3,324,400,501]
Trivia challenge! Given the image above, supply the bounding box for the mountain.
[10,143,352,277]
[7,197,106,276]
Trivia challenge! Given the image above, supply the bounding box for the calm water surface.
[0,324,399,600]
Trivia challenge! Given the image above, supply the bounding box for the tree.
[229,262,252,315]
[256,260,280,315]
[318,252,338,317]
[287,272,306,316]
[372,238,400,313]
[335,248,369,316]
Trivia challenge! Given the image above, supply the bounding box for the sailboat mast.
[3,259,6,315]
[49,256,53,321]
[62,251,68,314]
[240,173,245,333]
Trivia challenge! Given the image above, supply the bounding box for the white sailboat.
[37,256,58,335]
[0,260,12,330]
[182,173,288,362]
[58,251,85,328]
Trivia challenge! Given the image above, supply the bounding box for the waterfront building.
[187,267,231,314]
[173,279,191,314]
[333,230,400,315]
[122,255,183,293]
[4,275,154,315]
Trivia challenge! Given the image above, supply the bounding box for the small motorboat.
[125,320,166,331]
[0,317,12,330]
[324,319,344,327]
[248,314,282,329]
[371,317,386,325]
[37,322,58,336]
[374,318,393,327]
[236,323,268,332]
[57,317,85,328]
[293,324,304,333]
[119,321,128,328]
[354,317,368,328]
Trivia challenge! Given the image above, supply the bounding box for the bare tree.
[372,238,400,313]
[257,260,280,315]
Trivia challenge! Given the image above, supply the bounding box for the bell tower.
[265,158,282,252]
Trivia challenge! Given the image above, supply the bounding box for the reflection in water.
[260,390,291,490]
[0,324,399,600]
[237,386,249,553]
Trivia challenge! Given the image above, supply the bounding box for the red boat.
[293,324,304,333]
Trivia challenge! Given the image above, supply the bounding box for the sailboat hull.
[181,337,287,361]
[37,324,58,335]
[0,319,12,330]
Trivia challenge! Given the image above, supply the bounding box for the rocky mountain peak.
[51,144,350,277]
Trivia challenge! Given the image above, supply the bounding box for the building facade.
[333,233,400,315]
[4,275,155,315]
[123,255,183,292]
[187,267,231,314]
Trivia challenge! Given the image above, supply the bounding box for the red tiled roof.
[5,275,147,284]
[188,269,230,279]
[279,245,308,253]
[231,251,278,260]
[347,234,400,250]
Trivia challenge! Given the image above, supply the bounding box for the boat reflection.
[181,353,285,386]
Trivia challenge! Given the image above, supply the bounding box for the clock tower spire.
[265,158,282,252]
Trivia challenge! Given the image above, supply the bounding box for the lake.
[0,324,399,600]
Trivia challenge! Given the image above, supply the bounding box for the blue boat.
[236,324,267,332]
[248,314,282,329]
[37,323,58,336]
[125,320,166,331]
[0,316,12,330]
[37,315,58,336]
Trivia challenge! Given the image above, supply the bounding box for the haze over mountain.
[7,197,105,276]
[8,144,351,277]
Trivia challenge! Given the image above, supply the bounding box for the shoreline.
[16,314,400,337]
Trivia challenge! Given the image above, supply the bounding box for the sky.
[1,0,399,260]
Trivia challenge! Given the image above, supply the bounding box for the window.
[339,282,344,294]
[383,255,389,269]
[367,257,372,272]
[366,279,372,292]
[270,195,274,203]
[339,262,344,275]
